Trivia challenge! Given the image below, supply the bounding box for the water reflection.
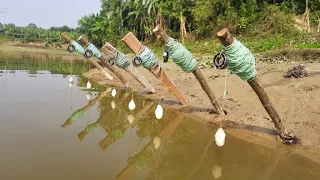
[62,89,320,180]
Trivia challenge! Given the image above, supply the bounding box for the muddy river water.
[0,51,320,180]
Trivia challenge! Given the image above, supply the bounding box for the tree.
[27,23,37,28]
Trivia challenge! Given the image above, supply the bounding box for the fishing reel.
[67,44,75,53]
[163,51,169,63]
[213,52,228,69]
[107,58,115,66]
[84,50,93,59]
[132,56,142,67]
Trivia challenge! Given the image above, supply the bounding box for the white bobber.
[212,165,222,179]
[69,76,73,83]
[86,92,91,100]
[155,104,163,119]
[111,100,116,109]
[128,115,135,124]
[153,136,161,149]
[86,81,91,89]
[215,128,226,147]
[68,82,73,88]
[111,88,117,97]
[128,99,136,111]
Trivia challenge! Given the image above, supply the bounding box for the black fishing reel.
[163,51,169,63]
[107,58,115,66]
[84,50,93,59]
[132,56,142,67]
[67,44,75,53]
[213,52,228,69]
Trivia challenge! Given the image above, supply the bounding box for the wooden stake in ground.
[216,28,297,144]
[60,33,114,80]
[77,35,132,88]
[100,42,156,93]
[153,25,224,115]
[122,32,187,105]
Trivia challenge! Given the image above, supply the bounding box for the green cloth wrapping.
[115,52,130,69]
[71,40,85,54]
[127,145,155,171]
[113,126,127,141]
[86,43,102,59]
[86,123,100,133]
[70,109,84,122]
[136,46,157,70]
[222,39,256,81]
[165,37,198,72]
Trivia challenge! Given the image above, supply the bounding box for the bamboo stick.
[101,43,156,93]
[122,32,187,105]
[153,25,224,115]
[60,33,114,80]
[116,113,185,180]
[216,28,297,143]
[77,35,132,88]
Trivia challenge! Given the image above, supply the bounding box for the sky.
[0,0,101,29]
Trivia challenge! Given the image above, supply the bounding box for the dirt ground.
[83,52,320,148]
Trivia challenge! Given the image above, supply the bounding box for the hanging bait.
[111,100,116,109]
[155,104,163,119]
[69,76,73,83]
[86,81,91,89]
[68,82,73,88]
[153,136,161,149]
[215,128,226,147]
[111,88,117,97]
[128,99,136,111]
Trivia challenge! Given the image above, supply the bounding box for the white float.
[128,99,136,111]
[69,76,73,83]
[155,104,163,119]
[111,88,117,97]
[215,128,226,147]
[86,81,91,89]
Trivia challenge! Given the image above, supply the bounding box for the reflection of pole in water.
[116,113,185,180]
[62,90,110,128]
[99,101,154,151]
[77,92,130,142]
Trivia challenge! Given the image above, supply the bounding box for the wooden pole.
[77,35,132,88]
[216,28,297,143]
[116,113,185,180]
[153,25,224,115]
[101,43,156,93]
[122,32,188,105]
[60,33,114,80]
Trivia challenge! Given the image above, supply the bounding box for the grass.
[293,44,320,49]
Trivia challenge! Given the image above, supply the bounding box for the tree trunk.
[156,9,165,30]
[317,17,320,33]
[303,0,310,33]
[180,12,187,44]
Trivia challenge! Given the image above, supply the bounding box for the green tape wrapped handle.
[86,43,102,59]
[71,40,85,54]
[165,37,198,72]
[222,39,256,81]
[136,46,158,71]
